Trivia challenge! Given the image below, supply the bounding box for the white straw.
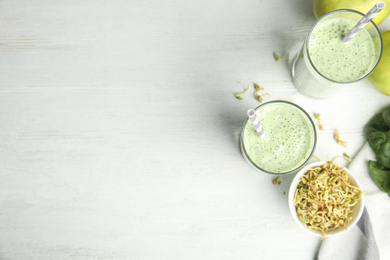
[247,109,266,138]
[342,2,385,44]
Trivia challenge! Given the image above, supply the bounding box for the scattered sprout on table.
[253,83,269,103]
[343,153,351,162]
[272,176,281,185]
[314,113,324,130]
[234,84,250,100]
[334,129,347,148]
[332,153,352,163]
[273,52,289,61]
[312,155,321,162]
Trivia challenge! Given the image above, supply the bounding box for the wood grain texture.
[0,0,389,259]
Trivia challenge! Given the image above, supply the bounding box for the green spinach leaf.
[367,131,390,168]
[365,106,390,167]
[368,161,390,197]
[364,111,389,137]
[365,106,390,196]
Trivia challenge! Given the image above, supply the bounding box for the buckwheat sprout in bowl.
[292,161,364,240]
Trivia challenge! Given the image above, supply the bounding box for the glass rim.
[305,9,383,84]
[240,100,317,175]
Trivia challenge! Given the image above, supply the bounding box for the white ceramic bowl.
[288,161,365,238]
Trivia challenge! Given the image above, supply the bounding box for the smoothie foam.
[242,101,316,174]
[308,17,375,82]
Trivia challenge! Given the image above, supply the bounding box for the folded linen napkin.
[317,142,390,260]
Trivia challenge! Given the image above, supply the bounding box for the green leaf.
[365,107,390,138]
[365,106,390,169]
[368,132,390,168]
[368,161,390,197]
[382,107,390,127]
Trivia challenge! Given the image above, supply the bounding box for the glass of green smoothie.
[291,9,383,99]
[240,100,317,175]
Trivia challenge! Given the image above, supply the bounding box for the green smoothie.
[241,101,316,174]
[308,17,375,82]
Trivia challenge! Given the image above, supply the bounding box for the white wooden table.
[1,1,389,259]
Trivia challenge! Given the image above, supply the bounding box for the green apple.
[368,30,390,95]
[313,0,390,25]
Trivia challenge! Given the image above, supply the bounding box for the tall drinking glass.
[240,100,317,175]
[291,9,383,99]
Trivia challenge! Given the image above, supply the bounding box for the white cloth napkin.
[317,142,390,260]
